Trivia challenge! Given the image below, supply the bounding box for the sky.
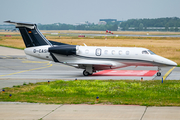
[0,0,180,25]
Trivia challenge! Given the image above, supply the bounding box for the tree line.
[120,17,180,31]
[38,22,118,31]
[33,17,180,31]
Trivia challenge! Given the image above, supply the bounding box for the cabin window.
[104,50,108,55]
[148,50,156,55]
[85,49,89,54]
[96,48,101,56]
[142,50,149,54]
[126,51,129,55]
[112,50,115,55]
[119,50,122,55]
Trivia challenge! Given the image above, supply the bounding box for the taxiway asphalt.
[0,46,179,89]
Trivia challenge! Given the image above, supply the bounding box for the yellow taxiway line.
[163,67,175,80]
[0,62,52,77]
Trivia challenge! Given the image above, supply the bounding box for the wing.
[66,61,128,70]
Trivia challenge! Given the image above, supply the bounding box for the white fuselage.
[24,45,177,71]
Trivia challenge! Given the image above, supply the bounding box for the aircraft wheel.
[89,73,93,75]
[83,70,89,76]
[157,72,161,76]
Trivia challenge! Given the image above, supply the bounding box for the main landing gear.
[83,65,93,76]
[157,67,161,76]
[83,70,92,76]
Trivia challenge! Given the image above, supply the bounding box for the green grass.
[1,80,180,106]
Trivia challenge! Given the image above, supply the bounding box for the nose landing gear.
[157,72,161,76]
[157,67,161,76]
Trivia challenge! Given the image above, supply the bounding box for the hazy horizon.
[1,0,180,25]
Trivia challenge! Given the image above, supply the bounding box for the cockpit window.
[148,50,156,55]
[142,50,149,54]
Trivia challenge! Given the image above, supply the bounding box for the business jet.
[4,20,177,76]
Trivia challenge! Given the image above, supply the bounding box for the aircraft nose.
[167,60,177,66]
[162,57,177,66]
[156,55,177,66]
[169,60,177,66]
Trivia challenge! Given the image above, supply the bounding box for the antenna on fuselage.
[83,43,87,46]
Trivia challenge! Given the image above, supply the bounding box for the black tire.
[88,73,93,75]
[83,70,89,76]
[157,72,161,76]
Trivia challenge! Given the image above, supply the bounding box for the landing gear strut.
[157,67,161,76]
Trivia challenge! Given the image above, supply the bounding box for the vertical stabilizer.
[4,20,52,48]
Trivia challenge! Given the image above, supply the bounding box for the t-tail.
[4,20,52,48]
[4,20,77,62]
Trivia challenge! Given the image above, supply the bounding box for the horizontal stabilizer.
[4,20,35,29]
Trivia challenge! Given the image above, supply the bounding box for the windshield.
[148,50,156,55]
[142,50,149,54]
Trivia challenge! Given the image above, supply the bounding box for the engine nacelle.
[48,45,76,55]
